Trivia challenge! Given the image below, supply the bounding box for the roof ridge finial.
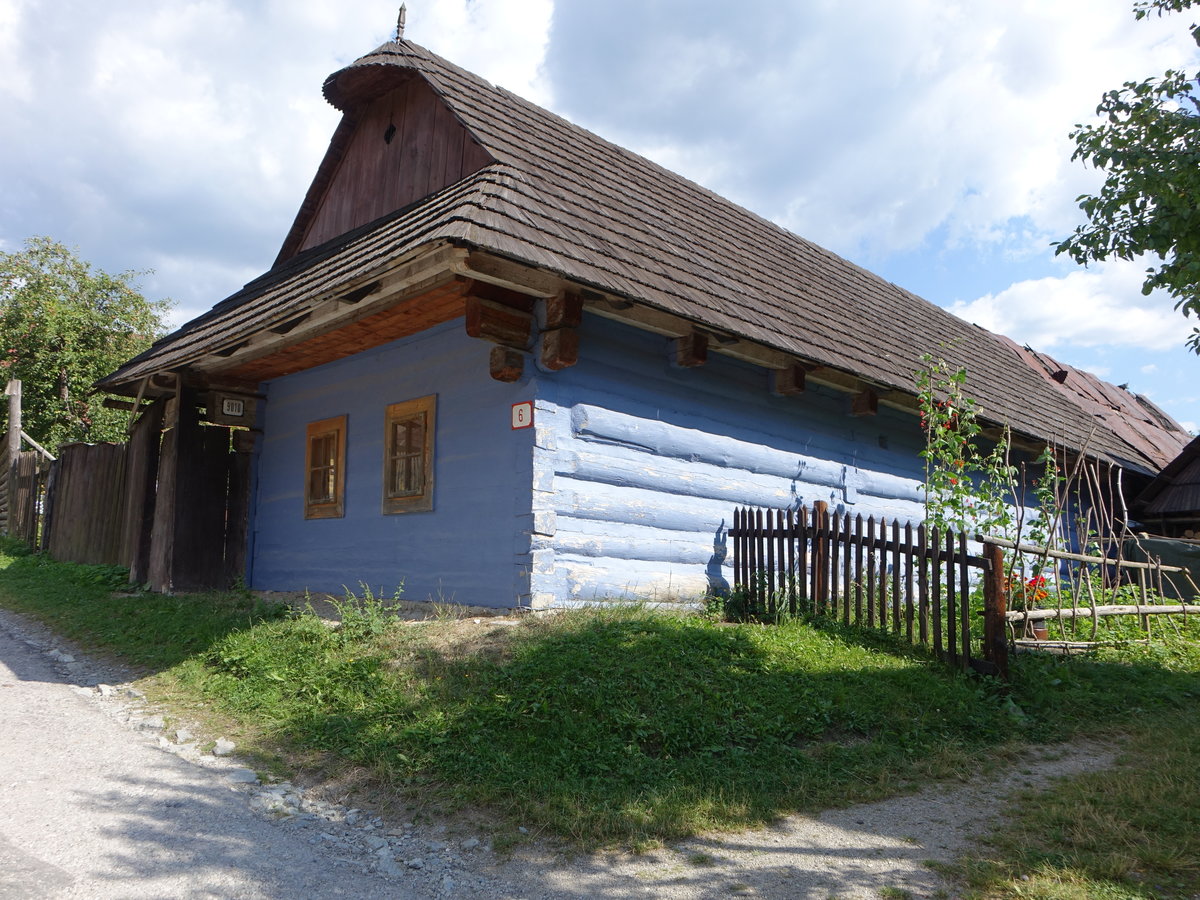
[395,4,407,41]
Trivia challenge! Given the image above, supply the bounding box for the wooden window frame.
[304,415,346,519]
[382,395,435,515]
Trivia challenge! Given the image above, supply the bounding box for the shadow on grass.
[208,610,1029,844]
[794,612,1200,741]
[244,608,1200,844]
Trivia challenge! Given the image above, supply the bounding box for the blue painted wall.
[249,320,541,607]
[248,310,985,609]
[529,314,932,607]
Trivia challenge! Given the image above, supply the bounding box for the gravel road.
[0,607,1117,899]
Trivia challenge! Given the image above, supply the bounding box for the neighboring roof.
[1133,434,1200,519]
[999,338,1190,471]
[101,38,1187,475]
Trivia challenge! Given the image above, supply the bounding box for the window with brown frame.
[382,395,435,514]
[304,415,346,519]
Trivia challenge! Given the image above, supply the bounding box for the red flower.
[1024,575,1048,603]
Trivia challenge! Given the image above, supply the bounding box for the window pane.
[387,413,426,499]
[304,415,346,519]
[403,415,424,453]
[405,454,423,493]
[382,398,433,514]
[318,433,336,467]
[308,432,337,503]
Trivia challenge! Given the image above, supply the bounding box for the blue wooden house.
[99,33,1190,606]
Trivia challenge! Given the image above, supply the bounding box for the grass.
[1,537,1198,891]
[950,708,1200,899]
[181,601,1019,844]
[946,644,1200,900]
[0,540,286,670]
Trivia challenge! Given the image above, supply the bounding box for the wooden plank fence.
[730,502,1008,678]
[1,383,255,591]
[1,445,54,550]
[44,442,130,565]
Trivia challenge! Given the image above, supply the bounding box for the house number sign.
[206,391,256,425]
[511,401,533,430]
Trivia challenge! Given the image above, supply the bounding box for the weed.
[330,582,403,642]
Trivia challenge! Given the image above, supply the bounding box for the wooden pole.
[984,541,1008,680]
[5,380,20,537]
[6,380,20,462]
[983,534,1189,573]
[1006,603,1200,621]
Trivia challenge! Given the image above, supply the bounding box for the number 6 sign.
[511,401,534,430]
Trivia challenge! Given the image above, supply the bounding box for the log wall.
[527,316,932,607]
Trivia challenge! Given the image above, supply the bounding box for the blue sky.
[1,0,1197,431]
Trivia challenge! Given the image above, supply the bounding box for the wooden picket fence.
[730,503,1009,678]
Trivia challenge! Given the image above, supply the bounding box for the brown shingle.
[1134,435,1200,518]
[101,38,1190,476]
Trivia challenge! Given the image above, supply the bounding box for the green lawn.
[1,539,1197,895]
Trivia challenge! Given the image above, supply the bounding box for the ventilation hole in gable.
[384,123,396,144]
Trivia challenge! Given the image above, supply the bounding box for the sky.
[1,0,1197,432]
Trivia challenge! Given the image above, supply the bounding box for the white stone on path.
[212,738,236,756]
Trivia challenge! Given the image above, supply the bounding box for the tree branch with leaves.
[1055,0,1200,352]
[0,237,172,449]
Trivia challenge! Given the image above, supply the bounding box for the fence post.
[785,506,797,616]
[982,541,1008,680]
[753,507,765,617]
[39,459,58,554]
[959,531,971,671]
[813,501,828,610]
[4,380,19,536]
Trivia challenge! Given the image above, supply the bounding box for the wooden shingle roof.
[1134,435,1200,519]
[101,38,1189,475]
[998,338,1190,472]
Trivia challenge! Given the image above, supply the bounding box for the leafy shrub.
[328,582,403,642]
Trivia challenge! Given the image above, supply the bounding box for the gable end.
[275,73,492,265]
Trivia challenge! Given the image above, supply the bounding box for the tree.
[1054,0,1200,352]
[0,237,172,449]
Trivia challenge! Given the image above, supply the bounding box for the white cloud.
[0,0,31,103]
[948,259,1184,351]
[0,0,553,328]
[412,0,553,106]
[544,0,1199,264]
[1141,364,1159,374]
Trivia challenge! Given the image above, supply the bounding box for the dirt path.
[0,608,430,900]
[0,607,1117,899]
